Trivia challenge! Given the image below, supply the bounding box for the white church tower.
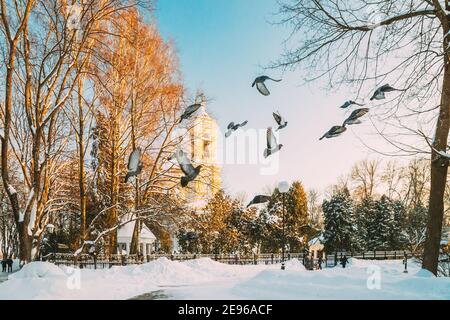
[183,93,221,208]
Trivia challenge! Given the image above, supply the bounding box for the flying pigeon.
[273,111,288,131]
[343,108,370,126]
[370,84,404,101]
[179,103,202,123]
[247,195,271,208]
[264,127,283,158]
[172,149,202,188]
[252,76,282,96]
[319,125,347,140]
[125,148,143,183]
[340,100,365,109]
[225,121,248,138]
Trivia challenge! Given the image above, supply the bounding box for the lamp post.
[278,181,290,270]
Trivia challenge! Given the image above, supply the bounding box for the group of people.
[1,258,14,273]
[303,252,323,270]
[303,253,350,270]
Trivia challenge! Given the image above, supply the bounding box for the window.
[118,243,127,254]
[203,141,211,160]
[191,134,195,159]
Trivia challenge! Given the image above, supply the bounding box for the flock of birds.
[320,84,405,141]
[123,76,406,209]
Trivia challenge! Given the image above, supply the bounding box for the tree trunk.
[18,227,32,263]
[422,45,450,275]
[129,178,141,255]
[108,111,119,255]
[130,219,141,255]
[129,79,140,255]
[78,78,87,242]
[1,48,28,263]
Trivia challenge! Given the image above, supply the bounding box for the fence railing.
[48,252,305,269]
[46,250,411,270]
[325,250,411,267]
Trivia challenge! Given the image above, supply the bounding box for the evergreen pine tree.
[389,200,407,249]
[367,196,394,250]
[322,189,356,253]
[401,202,428,253]
[354,197,377,252]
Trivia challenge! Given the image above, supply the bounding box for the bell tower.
[185,93,221,207]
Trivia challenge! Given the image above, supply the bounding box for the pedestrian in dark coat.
[1,259,6,272]
[317,256,323,270]
[6,258,13,273]
[340,255,349,268]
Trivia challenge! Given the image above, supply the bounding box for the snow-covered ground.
[0,258,448,300]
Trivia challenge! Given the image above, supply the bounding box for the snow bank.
[230,259,449,300]
[0,258,448,300]
[284,259,306,271]
[136,258,211,285]
[183,258,272,278]
[415,269,435,278]
[9,262,66,280]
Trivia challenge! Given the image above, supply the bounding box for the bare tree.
[351,159,381,200]
[402,158,431,208]
[0,0,35,265]
[0,183,18,259]
[0,0,143,264]
[307,189,323,228]
[276,0,449,275]
[380,161,402,200]
[88,7,188,254]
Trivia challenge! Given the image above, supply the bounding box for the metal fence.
[325,250,411,267]
[47,250,410,270]
[48,252,305,269]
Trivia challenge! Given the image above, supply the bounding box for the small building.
[441,227,450,247]
[308,235,325,260]
[117,221,157,256]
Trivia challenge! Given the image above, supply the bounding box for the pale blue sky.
[154,0,391,198]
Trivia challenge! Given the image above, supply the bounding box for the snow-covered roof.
[308,234,324,247]
[117,221,156,242]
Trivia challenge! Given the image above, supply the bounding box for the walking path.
[0,260,20,283]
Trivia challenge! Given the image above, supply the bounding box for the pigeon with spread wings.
[340,100,365,109]
[343,108,370,126]
[171,149,202,188]
[247,195,271,208]
[319,125,347,140]
[179,103,202,123]
[125,148,143,183]
[264,127,283,158]
[273,111,288,131]
[252,76,281,96]
[370,84,405,101]
[225,121,248,138]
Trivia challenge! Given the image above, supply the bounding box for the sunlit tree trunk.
[77,77,88,242]
[0,0,34,265]
[423,24,450,273]
[129,37,141,255]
